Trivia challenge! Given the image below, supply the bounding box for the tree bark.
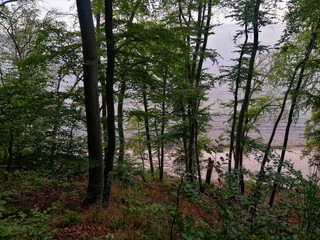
[195,121,203,192]
[103,0,116,203]
[96,13,109,162]
[205,157,214,185]
[229,20,249,173]
[117,79,126,162]
[159,78,166,181]
[117,2,140,162]
[142,88,154,176]
[76,0,104,205]
[234,0,261,194]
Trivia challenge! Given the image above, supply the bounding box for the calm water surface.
[205,23,308,147]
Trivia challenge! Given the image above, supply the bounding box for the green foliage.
[121,191,170,239]
[113,157,144,184]
[207,155,320,240]
[0,2,86,173]
[62,210,81,226]
[0,200,52,240]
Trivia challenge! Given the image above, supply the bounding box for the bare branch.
[0,0,17,7]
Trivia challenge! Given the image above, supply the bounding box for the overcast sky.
[38,0,74,13]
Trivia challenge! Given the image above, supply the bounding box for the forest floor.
[1,171,221,240]
[1,168,315,240]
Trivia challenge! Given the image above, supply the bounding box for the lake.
[204,23,308,147]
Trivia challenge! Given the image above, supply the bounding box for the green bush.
[0,200,52,240]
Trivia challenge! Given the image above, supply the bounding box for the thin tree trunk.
[229,20,249,173]
[195,121,203,192]
[76,0,104,205]
[269,66,305,207]
[137,120,145,171]
[117,2,140,162]
[187,0,213,180]
[187,112,195,177]
[142,89,154,176]
[257,28,318,187]
[154,117,161,174]
[160,79,166,181]
[96,13,108,160]
[234,0,261,193]
[50,80,63,171]
[180,105,189,171]
[118,80,126,162]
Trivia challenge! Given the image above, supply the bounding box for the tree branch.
[0,0,17,7]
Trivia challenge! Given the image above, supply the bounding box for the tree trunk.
[154,117,161,175]
[205,157,214,185]
[142,89,154,176]
[76,0,104,206]
[234,0,261,193]
[96,13,109,161]
[269,65,305,207]
[186,0,213,180]
[195,121,203,192]
[117,79,126,162]
[257,27,318,187]
[103,0,116,203]
[137,120,145,171]
[116,2,140,162]
[159,79,166,181]
[229,20,249,173]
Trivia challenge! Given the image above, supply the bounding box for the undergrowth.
[0,157,319,239]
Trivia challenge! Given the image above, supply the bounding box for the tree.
[76,0,104,205]
[267,0,320,207]
[222,0,278,193]
[103,0,116,203]
[0,2,85,176]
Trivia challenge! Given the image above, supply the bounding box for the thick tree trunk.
[205,157,214,185]
[76,0,104,205]
[103,0,116,203]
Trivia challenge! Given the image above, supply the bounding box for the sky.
[37,0,287,26]
[38,0,74,13]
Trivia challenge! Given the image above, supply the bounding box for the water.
[160,23,313,178]
[204,23,308,147]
